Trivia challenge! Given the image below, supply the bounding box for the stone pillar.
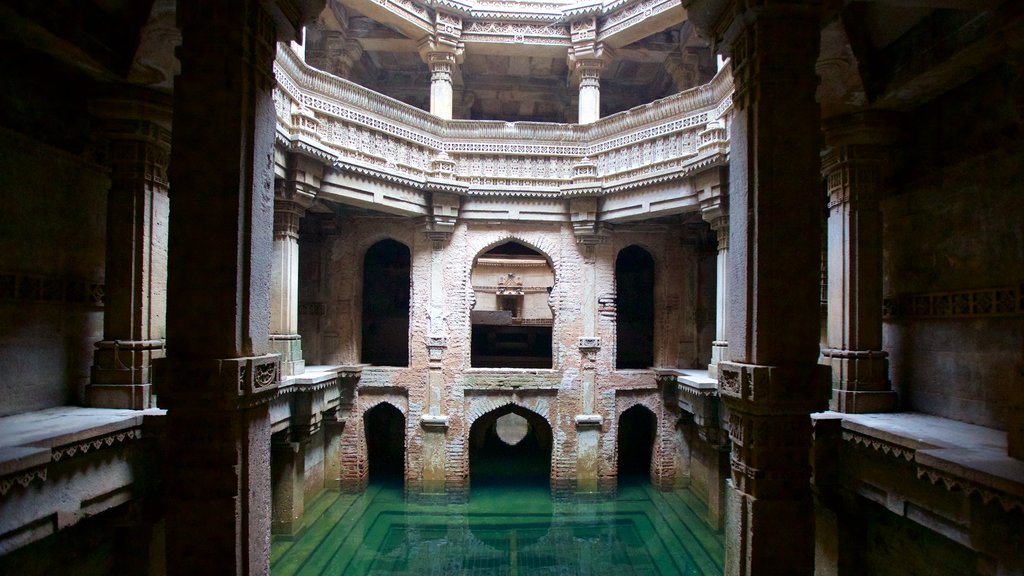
[425,51,458,120]
[576,63,602,125]
[711,3,830,575]
[576,240,603,493]
[702,204,728,379]
[160,0,319,574]
[821,113,898,413]
[87,91,172,410]
[569,20,608,125]
[271,432,306,535]
[271,158,319,377]
[323,407,344,490]
[422,226,452,494]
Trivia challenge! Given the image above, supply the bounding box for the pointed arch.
[616,244,655,369]
[361,238,410,366]
[617,404,657,481]
[468,403,553,486]
[470,240,555,368]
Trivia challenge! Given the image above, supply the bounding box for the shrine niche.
[469,242,554,368]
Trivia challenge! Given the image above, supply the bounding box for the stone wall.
[882,64,1024,429]
[0,129,108,416]
[299,213,708,492]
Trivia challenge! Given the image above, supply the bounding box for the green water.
[271,480,724,576]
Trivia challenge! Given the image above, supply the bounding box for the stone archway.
[616,245,655,369]
[617,404,657,482]
[468,404,553,487]
[364,402,406,483]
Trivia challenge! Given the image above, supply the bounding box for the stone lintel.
[718,361,830,416]
[420,414,450,430]
[574,414,603,429]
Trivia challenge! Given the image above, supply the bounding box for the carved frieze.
[272,46,734,210]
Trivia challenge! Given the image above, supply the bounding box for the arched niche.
[468,404,552,486]
[616,245,655,369]
[617,404,656,482]
[470,241,554,368]
[364,402,405,483]
[361,239,410,366]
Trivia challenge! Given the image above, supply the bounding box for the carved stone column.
[702,203,728,379]
[160,1,319,574]
[271,157,319,377]
[420,13,463,120]
[700,2,830,575]
[821,113,898,413]
[576,238,604,493]
[87,91,172,409]
[569,21,609,125]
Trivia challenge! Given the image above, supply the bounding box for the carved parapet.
[697,120,727,155]
[155,354,282,410]
[656,368,728,449]
[271,45,734,212]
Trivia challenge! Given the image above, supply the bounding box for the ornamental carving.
[496,272,524,295]
[272,46,733,201]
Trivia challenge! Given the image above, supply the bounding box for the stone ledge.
[820,411,1024,512]
[0,406,163,553]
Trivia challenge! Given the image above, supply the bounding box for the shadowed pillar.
[160,1,321,574]
[821,113,899,414]
[271,156,320,377]
[684,1,831,574]
[87,90,172,409]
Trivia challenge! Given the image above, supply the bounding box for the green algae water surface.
[271,479,724,576]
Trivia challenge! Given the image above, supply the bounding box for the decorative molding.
[0,467,47,496]
[272,46,734,204]
[842,430,916,462]
[916,466,1024,513]
[0,426,145,496]
[0,272,105,307]
[883,284,1022,319]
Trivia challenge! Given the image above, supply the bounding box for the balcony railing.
[273,46,732,204]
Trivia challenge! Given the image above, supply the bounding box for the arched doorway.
[469,405,552,487]
[617,405,656,482]
[364,403,405,483]
[361,239,410,366]
[470,241,554,368]
[616,245,655,369]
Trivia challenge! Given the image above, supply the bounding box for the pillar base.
[830,389,898,414]
[821,349,895,413]
[85,383,154,410]
[270,334,305,377]
[89,339,164,408]
[708,340,728,379]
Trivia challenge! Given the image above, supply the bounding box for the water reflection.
[271,479,723,576]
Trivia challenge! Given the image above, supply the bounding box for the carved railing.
[273,45,732,198]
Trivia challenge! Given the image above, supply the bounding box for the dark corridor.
[617,405,656,480]
[364,403,405,482]
[616,245,655,369]
[361,239,410,366]
[469,406,552,487]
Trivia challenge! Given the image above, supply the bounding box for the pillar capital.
[418,39,464,119]
[567,43,612,87]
